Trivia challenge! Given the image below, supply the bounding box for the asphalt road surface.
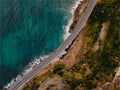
[8,0,97,90]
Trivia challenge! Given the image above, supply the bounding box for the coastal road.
[8,0,97,90]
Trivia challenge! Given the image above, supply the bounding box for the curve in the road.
[8,0,97,90]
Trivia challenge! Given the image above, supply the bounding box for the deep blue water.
[0,0,78,86]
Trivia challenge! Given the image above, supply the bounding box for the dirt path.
[93,22,109,51]
[38,76,64,90]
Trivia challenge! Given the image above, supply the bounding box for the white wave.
[22,55,50,76]
[4,54,49,89]
[39,55,49,60]
[4,0,83,89]
[4,83,10,89]
[63,0,83,40]
[16,75,22,81]
[4,78,16,89]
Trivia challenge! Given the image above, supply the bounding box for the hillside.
[23,0,120,90]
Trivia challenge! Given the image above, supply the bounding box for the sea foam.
[4,0,83,89]
[63,0,83,40]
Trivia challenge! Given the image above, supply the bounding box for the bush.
[53,64,65,74]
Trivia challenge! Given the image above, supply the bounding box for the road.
[8,0,97,90]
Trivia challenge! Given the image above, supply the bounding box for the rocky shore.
[22,0,88,89]
[69,0,89,32]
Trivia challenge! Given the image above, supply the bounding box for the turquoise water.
[0,0,78,86]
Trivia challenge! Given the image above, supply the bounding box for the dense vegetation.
[64,0,120,89]
[53,64,65,74]
[23,0,120,90]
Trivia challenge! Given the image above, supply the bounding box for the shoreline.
[23,0,120,89]
[22,0,88,89]
[4,0,88,89]
[69,0,88,32]
[63,0,83,40]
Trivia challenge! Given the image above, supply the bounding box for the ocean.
[0,0,81,87]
